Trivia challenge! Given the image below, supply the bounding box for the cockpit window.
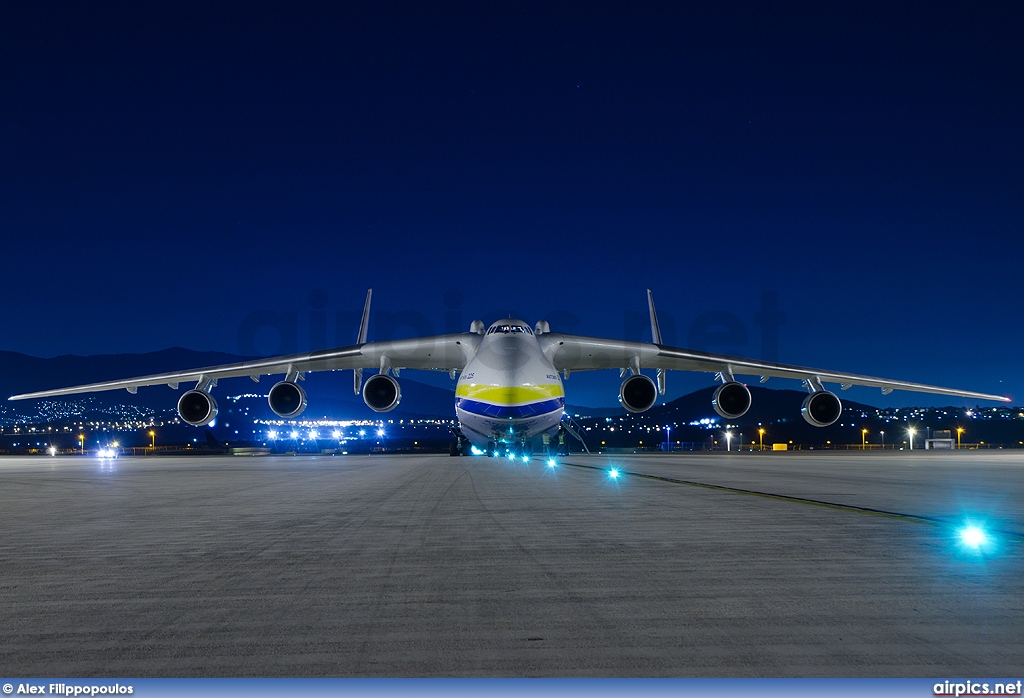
[487,324,533,335]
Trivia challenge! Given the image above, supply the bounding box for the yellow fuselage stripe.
[455,383,564,406]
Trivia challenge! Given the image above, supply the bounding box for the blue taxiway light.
[609,468,620,479]
[506,453,515,461]
[960,525,988,548]
[547,459,556,468]
[521,455,529,463]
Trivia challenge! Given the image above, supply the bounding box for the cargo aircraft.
[9,290,1009,455]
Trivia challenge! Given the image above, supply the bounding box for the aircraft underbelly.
[456,406,563,444]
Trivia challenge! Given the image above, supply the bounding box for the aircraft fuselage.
[455,320,564,447]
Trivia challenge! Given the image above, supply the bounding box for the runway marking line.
[560,460,1024,543]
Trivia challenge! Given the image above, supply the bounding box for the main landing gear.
[448,427,471,457]
[483,438,533,460]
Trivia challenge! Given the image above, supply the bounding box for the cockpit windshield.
[487,324,533,335]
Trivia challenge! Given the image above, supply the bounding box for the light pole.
[758,428,765,451]
[862,428,868,450]
[880,431,885,448]
[664,426,671,451]
[149,430,155,449]
[725,431,732,452]
[78,433,85,455]
[957,427,964,449]
[908,427,916,451]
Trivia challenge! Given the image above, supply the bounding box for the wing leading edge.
[540,333,1008,402]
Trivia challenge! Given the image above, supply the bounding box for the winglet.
[354,289,372,395]
[356,289,372,344]
[648,290,666,395]
[647,289,662,345]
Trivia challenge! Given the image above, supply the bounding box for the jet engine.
[268,380,307,419]
[363,373,401,412]
[619,374,658,413]
[712,381,752,419]
[177,389,218,427]
[801,391,843,427]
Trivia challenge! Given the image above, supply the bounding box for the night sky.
[3,2,1022,408]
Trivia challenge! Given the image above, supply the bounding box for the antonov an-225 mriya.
[9,290,1009,455]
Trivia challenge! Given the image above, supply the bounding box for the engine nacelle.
[363,373,401,412]
[801,391,843,427]
[268,380,307,419]
[619,374,658,413]
[177,389,218,427]
[712,381,752,419]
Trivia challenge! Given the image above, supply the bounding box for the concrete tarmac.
[0,450,1021,677]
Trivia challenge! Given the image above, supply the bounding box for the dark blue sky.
[2,2,1022,407]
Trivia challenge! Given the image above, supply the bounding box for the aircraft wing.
[8,334,479,401]
[540,333,1009,402]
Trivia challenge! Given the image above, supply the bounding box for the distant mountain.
[574,386,878,423]
[572,385,887,447]
[645,384,878,423]
[583,384,1020,447]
